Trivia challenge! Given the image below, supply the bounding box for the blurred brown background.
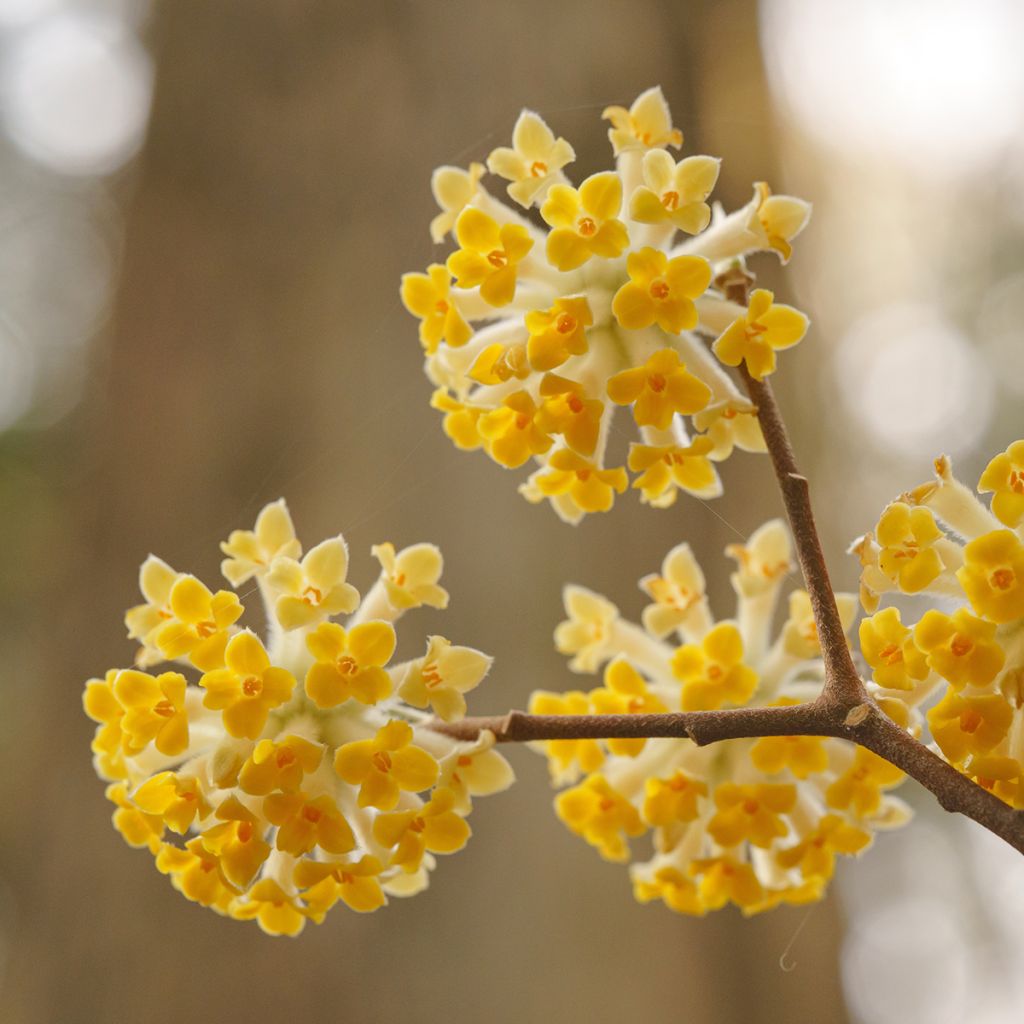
[2,1,1023,1022]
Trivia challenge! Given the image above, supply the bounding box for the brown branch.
[431,276,1024,856]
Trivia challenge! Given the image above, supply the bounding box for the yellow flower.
[525,296,592,372]
[858,607,930,691]
[398,635,492,722]
[589,658,667,757]
[555,774,646,862]
[875,502,945,593]
[751,181,812,263]
[633,866,704,915]
[132,771,212,834]
[334,720,439,810]
[113,668,190,756]
[237,735,325,795]
[927,692,1014,765]
[220,498,301,587]
[749,702,829,779]
[124,555,182,659]
[370,541,449,612]
[535,374,604,456]
[603,86,683,154]
[487,109,575,207]
[429,161,484,243]
[711,288,809,381]
[304,621,395,708]
[468,341,531,386]
[978,439,1024,527]
[150,574,243,672]
[446,208,534,307]
[231,879,308,937]
[690,856,764,912]
[671,622,758,710]
[913,608,1005,689]
[642,772,708,827]
[607,348,711,430]
[83,671,128,780]
[639,542,708,638]
[554,585,619,672]
[431,389,484,450]
[437,735,516,814]
[199,631,296,740]
[400,264,472,354]
[263,791,356,857]
[200,796,271,889]
[156,840,236,913]
[106,782,164,851]
[775,815,871,881]
[826,748,904,818]
[528,689,605,782]
[266,536,360,631]
[782,589,857,660]
[726,518,792,597]
[707,782,796,848]
[611,248,711,334]
[477,390,552,468]
[630,149,720,234]
[957,529,1024,624]
[525,449,628,516]
[294,855,387,915]
[540,172,629,271]
[628,436,718,507]
[373,787,471,872]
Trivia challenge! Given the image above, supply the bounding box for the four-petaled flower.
[398,635,492,722]
[612,248,711,334]
[875,502,945,593]
[978,439,1024,528]
[603,86,683,154]
[525,296,592,372]
[712,288,809,381]
[957,529,1024,624]
[487,110,576,208]
[373,786,471,872]
[607,347,711,430]
[540,172,629,271]
[858,607,930,691]
[371,541,450,612]
[912,608,1005,689]
[628,436,718,507]
[400,264,472,354]
[524,449,628,517]
[671,622,758,710]
[220,498,300,586]
[630,149,720,235]
[199,631,296,739]
[263,791,356,857]
[267,537,360,631]
[429,161,484,243]
[707,783,797,848]
[304,621,395,708]
[446,209,534,307]
[334,720,439,810]
[114,668,190,756]
[927,691,1014,765]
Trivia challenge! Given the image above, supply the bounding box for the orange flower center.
[302,585,323,606]
[276,748,296,769]
[372,751,393,773]
[649,278,670,300]
[991,568,1015,590]
[153,699,175,718]
[434,300,449,314]
[707,664,723,681]
[950,634,974,657]
[515,412,531,430]
[556,312,577,334]
[242,676,263,697]
[661,190,679,210]
[410,817,426,833]
[577,216,597,237]
[337,655,358,675]
[530,160,548,177]
[576,469,591,482]
[742,799,759,815]
[878,643,903,667]
[1010,469,1024,495]
[669,775,688,792]
[487,249,508,268]
[237,821,254,843]
[598,797,616,812]
[196,620,217,638]
[302,805,323,824]
[958,708,983,734]
[423,664,443,689]
[567,393,584,414]
[648,372,667,393]
[457,755,473,767]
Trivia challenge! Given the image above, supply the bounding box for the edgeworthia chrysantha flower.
[401,86,811,523]
[84,500,513,936]
[530,521,913,915]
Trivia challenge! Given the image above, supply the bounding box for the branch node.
[844,703,872,728]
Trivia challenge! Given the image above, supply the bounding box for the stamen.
[302,585,323,606]
[530,160,548,177]
[661,190,679,210]
[649,279,670,300]
[991,568,1015,590]
[555,313,577,334]
[487,249,508,268]
[950,634,973,658]
[371,751,393,773]
[648,373,667,393]
[577,216,597,237]
[242,676,263,697]
[958,709,983,734]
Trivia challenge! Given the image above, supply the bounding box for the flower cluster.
[531,522,911,915]
[402,87,811,523]
[84,500,513,936]
[853,441,1024,806]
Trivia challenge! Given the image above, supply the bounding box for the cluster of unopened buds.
[530,521,913,914]
[401,87,811,522]
[83,500,512,935]
[854,440,1024,806]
